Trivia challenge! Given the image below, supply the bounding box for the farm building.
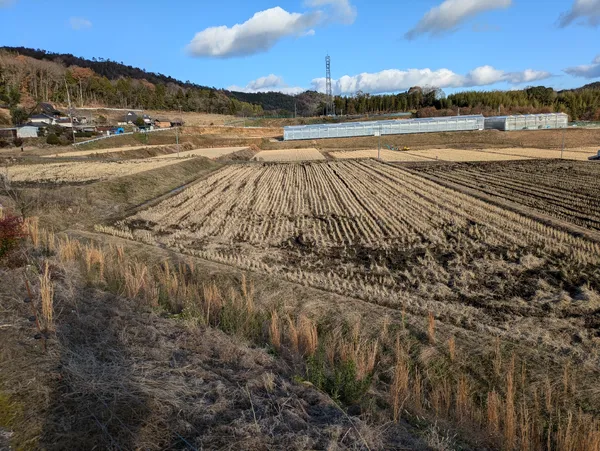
[154,119,172,128]
[283,115,485,141]
[17,125,39,138]
[484,113,568,131]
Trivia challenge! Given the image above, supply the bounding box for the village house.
[29,114,57,125]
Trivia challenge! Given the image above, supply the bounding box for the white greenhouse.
[283,115,485,141]
[484,113,568,131]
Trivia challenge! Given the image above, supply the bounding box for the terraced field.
[6,159,184,183]
[330,147,596,162]
[411,159,600,230]
[253,148,325,162]
[103,160,600,331]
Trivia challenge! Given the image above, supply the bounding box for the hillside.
[1,46,600,122]
[1,47,323,116]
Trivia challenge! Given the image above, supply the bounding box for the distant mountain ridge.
[1,47,599,120]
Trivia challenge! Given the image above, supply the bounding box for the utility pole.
[561,125,565,159]
[294,101,297,119]
[377,124,382,160]
[176,105,181,158]
[64,78,76,144]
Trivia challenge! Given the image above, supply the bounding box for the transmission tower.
[325,55,333,116]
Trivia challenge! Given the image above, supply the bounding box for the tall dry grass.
[39,261,54,332]
[25,228,600,451]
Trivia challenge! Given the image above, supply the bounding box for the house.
[142,114,152,124]
[29,114,56,125]
[56,118,74,128]
[17,125,39,139]
[119,111,139,125]
[154,118,172,128]
[40,103,62,117]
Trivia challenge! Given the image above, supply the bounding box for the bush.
[0,212,25,260]
[46,134,60,145]
[13,138,24,148]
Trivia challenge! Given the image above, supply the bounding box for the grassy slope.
[20,157,222,230]
[1,248,425,450]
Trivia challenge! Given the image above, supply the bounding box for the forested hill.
[0,46,325,116]
[1,46,600,121]
[2,46,209,90]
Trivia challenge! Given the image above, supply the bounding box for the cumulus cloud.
[558,0,600,27]
[564,55,600,78]
[405,0,512,39]
[69,17,92,30]
[228,74,305,95]
[187,1,355,58]
[304,0,357,24]
[311,65,552,95]
[187,7,321,57]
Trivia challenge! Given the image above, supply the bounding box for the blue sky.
[1,0,599,95]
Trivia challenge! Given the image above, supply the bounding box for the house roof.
[40,103,61,115]
[30,113,53,120]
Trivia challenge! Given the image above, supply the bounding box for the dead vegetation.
[410,159,600,230]
[2,230,413,450]
[3,149,600,450]
[4,228,599,450]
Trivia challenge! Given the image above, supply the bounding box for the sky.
[0,0,599,96]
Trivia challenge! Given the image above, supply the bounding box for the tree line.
[0,50,265,120]
[2,47,600,122]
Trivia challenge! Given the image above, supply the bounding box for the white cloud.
[69,17,92,30]
[187,7,321,57]
[405,0,512,39]
[564,55,600,78]
[311,65,552,95]
[187,1,355,58]
[558,0,600,27]
[228,74,306,95]
[304,0,357,24]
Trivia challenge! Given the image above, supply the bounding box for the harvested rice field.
[45,156,600,450]
[6,158,184,183]
[253,148,325,162]
[410,159,600,230]
[42,144,169,158]
[152,146,248,159]
[106,160,600,332]
[330,147,596,162]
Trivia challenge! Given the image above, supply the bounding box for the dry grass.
[6,159,186,183]
[13,228,600,450]
[253,148,326,162]
[42,144,170,158]
[39,261,54,332]
[330,147,596,162]
[152,146,248,159]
